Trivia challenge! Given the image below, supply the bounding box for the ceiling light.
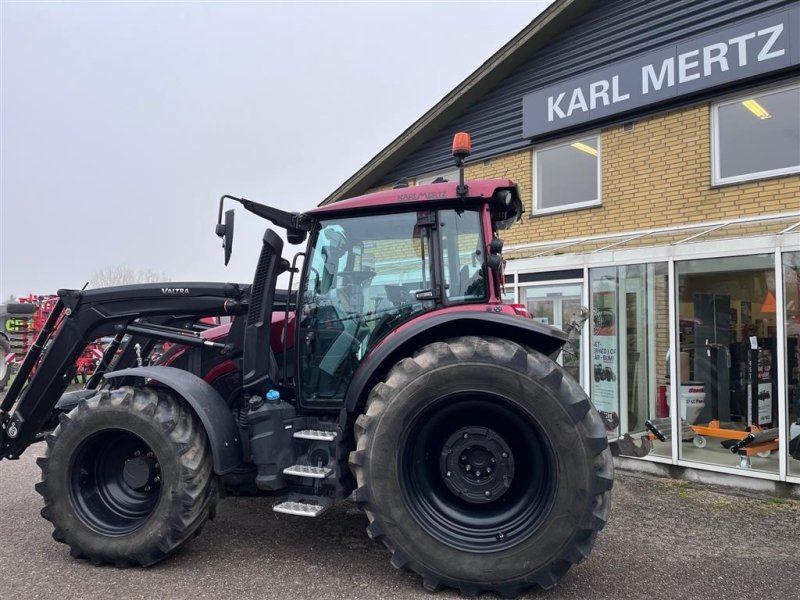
[571,142,598,156]
[741,99,771,119]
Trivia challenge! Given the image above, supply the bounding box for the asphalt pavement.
[1,441,798,600]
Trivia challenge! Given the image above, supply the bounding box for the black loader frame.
[0,283,248,460]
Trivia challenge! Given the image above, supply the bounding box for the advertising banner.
[592,287,619,433]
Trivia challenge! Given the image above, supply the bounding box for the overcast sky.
[1,1,550,299]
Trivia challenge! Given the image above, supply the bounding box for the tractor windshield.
[299,211,435,405]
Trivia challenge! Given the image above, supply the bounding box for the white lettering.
[566,87,588,116]
[589,80,610,109]
[757,24,785,61]
[728,32,755,66]
[548,92,566,121]
[678,49,700,82]
[611,75,630,102]
[703,42,729,76]
[642,58,674,93]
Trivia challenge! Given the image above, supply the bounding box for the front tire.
[36,386,217,566]
[350,336,612,598]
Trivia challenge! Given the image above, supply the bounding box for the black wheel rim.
[68,430,162,536]
[399,393,556,552]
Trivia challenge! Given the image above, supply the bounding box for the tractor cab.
[215,132,526,409]
[297,183,518,406]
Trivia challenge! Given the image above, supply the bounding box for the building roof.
[320,0,588,206]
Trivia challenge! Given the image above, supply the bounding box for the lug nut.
[484,491,492,498]
[465,465,471,471]
[475,471,481,476]
[486,467,492,474]
[144,486,151,492]
[446,471,452,478]
[501,452,508,458]
[463,433,469,439]
[461,455,466,462]
[154,476,161,484]
[147,452,154,458]
[134,451,141,457]
[497,532,505,540]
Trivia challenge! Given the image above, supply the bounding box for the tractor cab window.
[299,212,435,405]
[439,209,486,303]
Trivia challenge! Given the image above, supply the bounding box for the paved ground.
[1,442,798,600]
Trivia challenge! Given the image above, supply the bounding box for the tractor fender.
[344,310,569,413]
[103,365,242,475]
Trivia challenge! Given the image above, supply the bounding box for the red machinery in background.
[5,294,104,382]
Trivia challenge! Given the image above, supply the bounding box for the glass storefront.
[785,252,800,476]
[521,283,583,383]
[589,264,671,458]
[508,235,800,480]
[676,255,778,473]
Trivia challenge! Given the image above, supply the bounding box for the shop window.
[676,255,778,473]
[712,84,800,185]
[589,264,670,459]
[534,136,601,214]
[521,283,584,385]
[784,252,800,477]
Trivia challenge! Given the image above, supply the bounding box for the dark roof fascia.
[320,0,591,206]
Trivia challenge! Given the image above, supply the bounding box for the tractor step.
[273,495,332,517]
[293,429,337,441]
[283,464,333,479]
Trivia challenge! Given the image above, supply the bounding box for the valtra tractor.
[0,134,611,598]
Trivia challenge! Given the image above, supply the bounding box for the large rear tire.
[349,336,612,598]
[36,386,217,566]
[0,336,11,391]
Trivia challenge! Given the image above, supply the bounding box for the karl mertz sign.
[522,6,800,138]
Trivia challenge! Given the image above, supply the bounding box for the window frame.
[711,82,800,186]
[436,207,489,306]
[533,133,602,216]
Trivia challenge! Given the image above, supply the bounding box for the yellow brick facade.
[369,101,799,247]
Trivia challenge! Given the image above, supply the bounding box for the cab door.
[297,211,434,408]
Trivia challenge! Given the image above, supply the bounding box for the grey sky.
[1,0,549,298]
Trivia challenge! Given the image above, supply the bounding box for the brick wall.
[439,101,800,246]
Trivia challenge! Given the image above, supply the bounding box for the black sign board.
[522,6,800,138]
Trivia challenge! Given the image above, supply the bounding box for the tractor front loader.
[0,133,612,598]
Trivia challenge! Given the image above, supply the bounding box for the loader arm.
[0,283,247,460]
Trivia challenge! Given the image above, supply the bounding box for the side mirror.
[486,254,503,271]
[486,236,504,272]
[215,209,235,265]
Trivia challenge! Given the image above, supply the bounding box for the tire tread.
[348,335,612,598]
[36,385,217,567]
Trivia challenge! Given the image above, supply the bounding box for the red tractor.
[0,134,611,598]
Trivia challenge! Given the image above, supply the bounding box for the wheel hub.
[440,426,514,504]
[123,455,157,490]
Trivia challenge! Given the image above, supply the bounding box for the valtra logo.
[161,288,190,295]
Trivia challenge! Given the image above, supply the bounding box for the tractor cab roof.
[306,178,520,219]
